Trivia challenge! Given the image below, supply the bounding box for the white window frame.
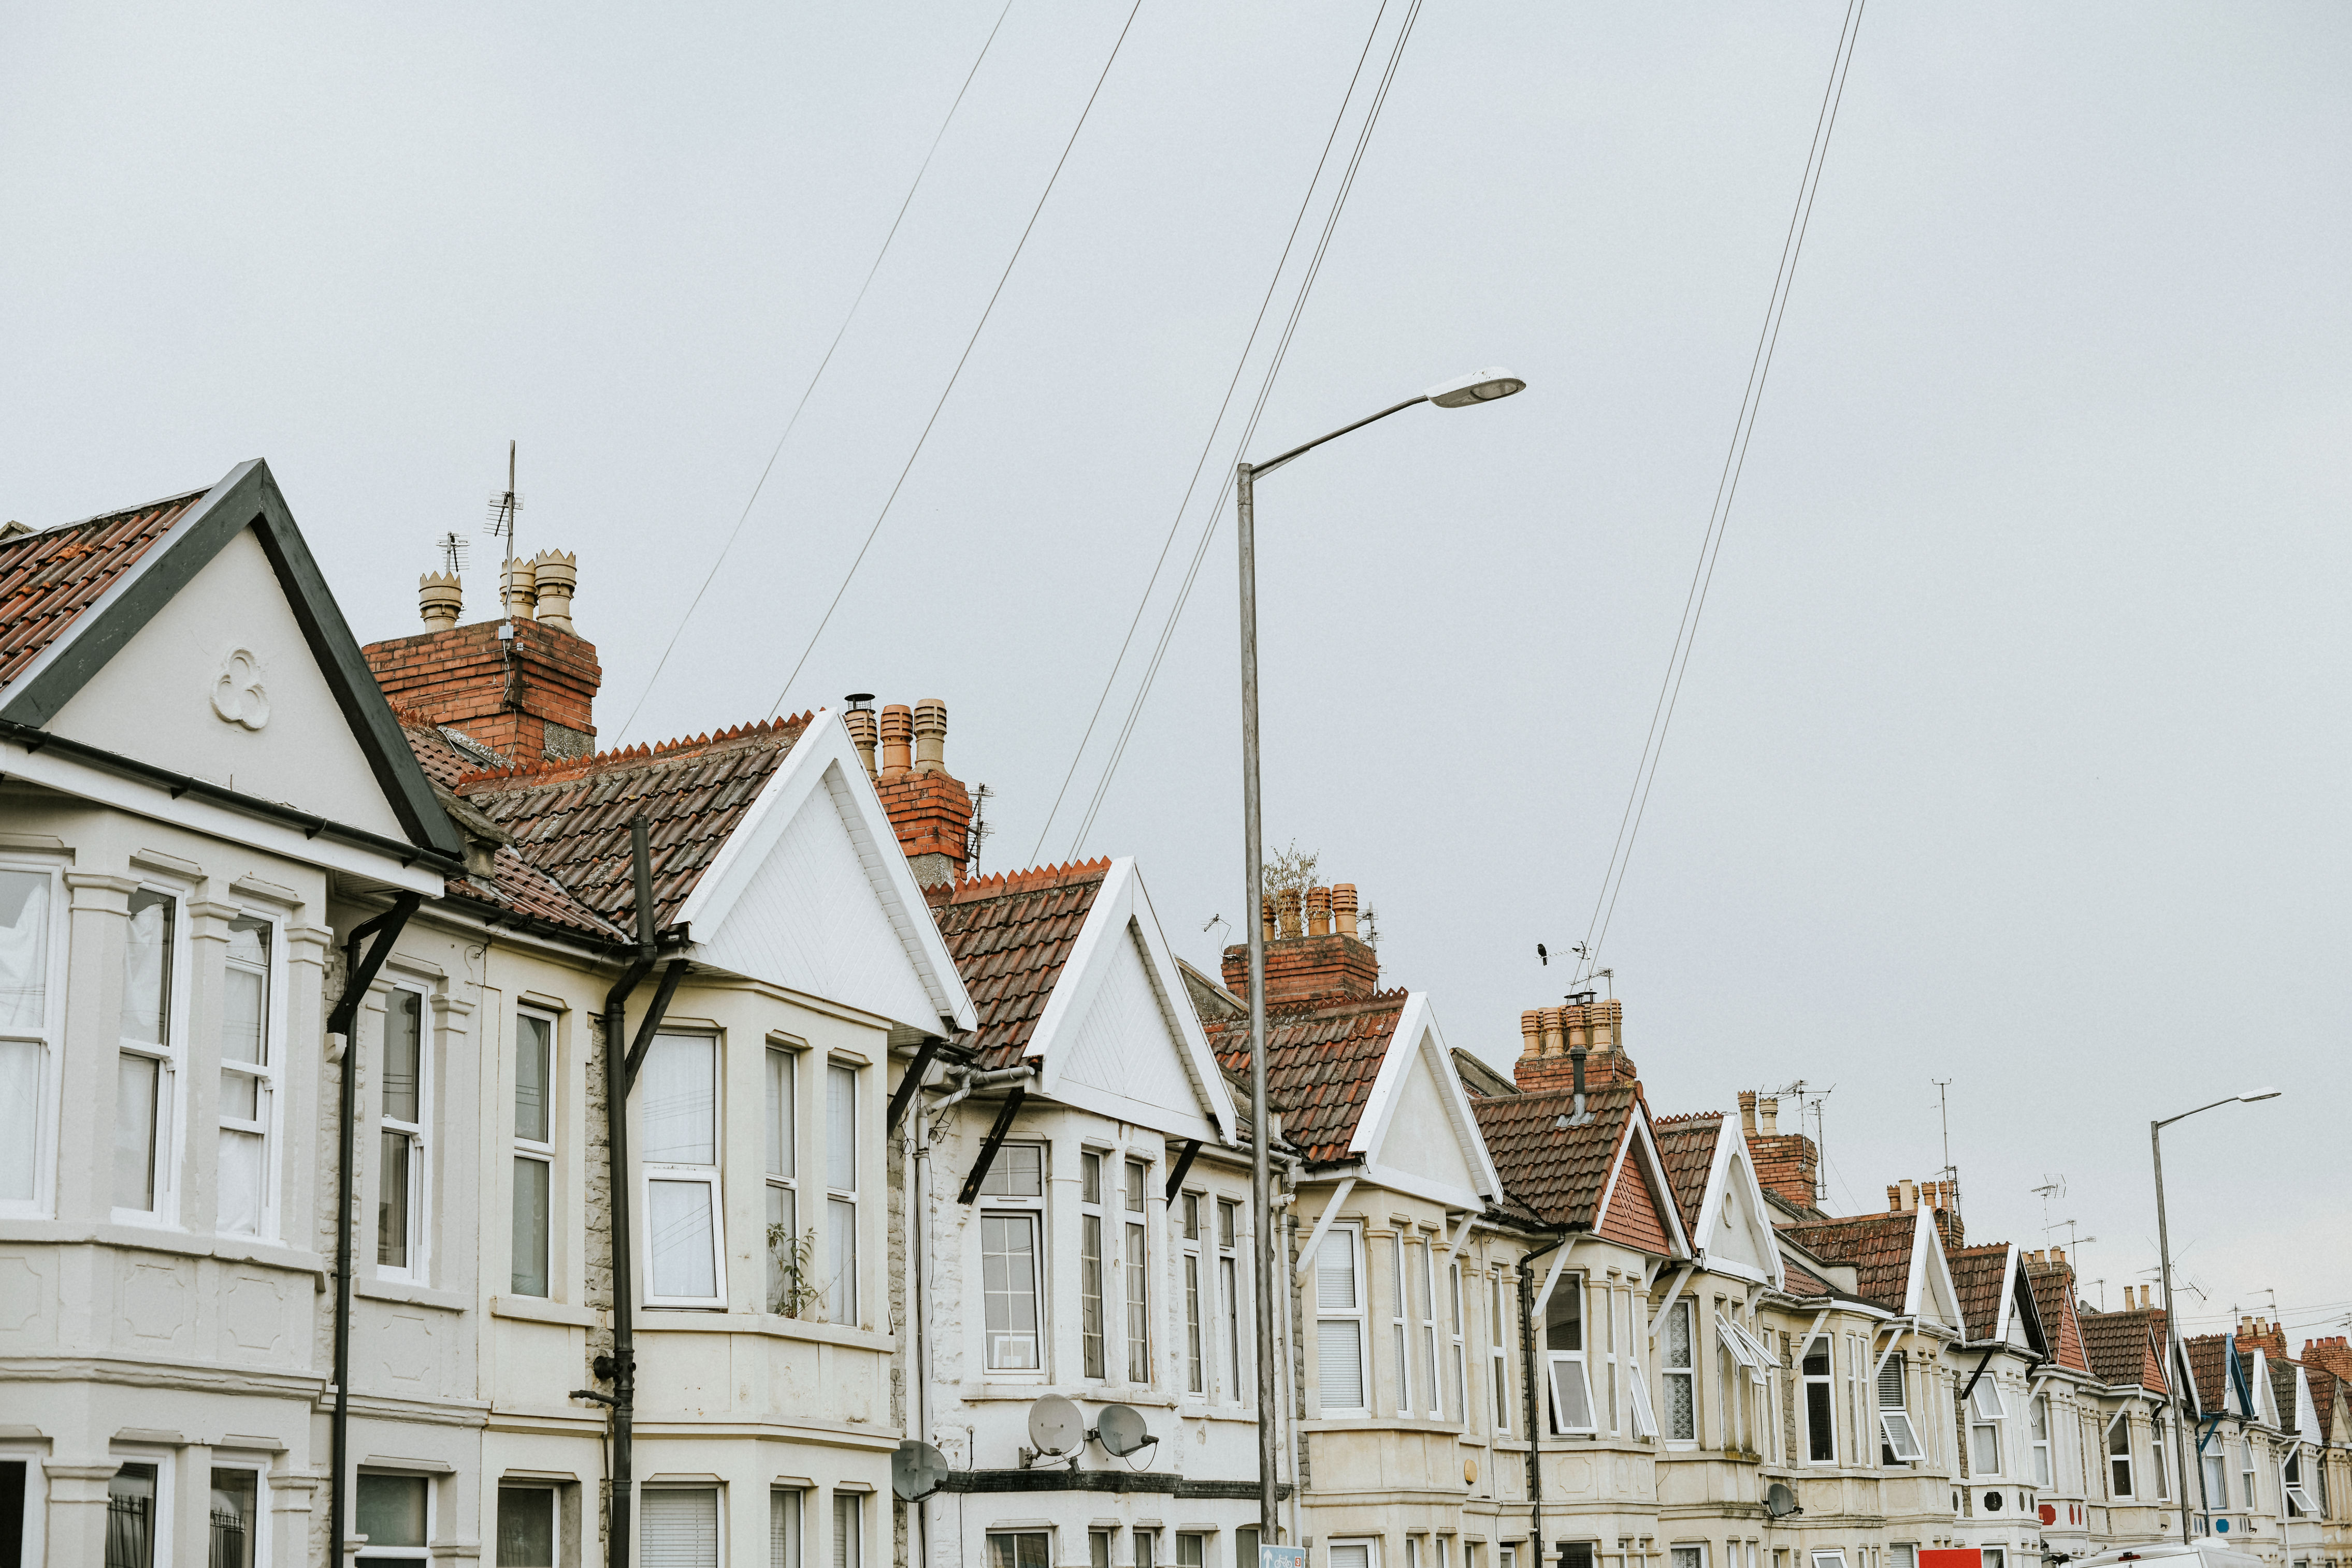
[987,1530,1054,1568]
[1448,1259,1467,1426]
[1080,1151,1108,1380]
[376,982,431,1281]
[763,1042,800,1316]
[2241,1440,2259,1512]
[0,1445,46,1564]
[976,1141,1046,1373]
[1669,1545,1707,1568]
[496,1479,560,1567]
[2284,1447,2315,1517]
[1969,1376,2005,1478]
[1390,1233,1414,1415]
[215,907,284,1240]
[110,1447,177,1568]
[114,881,191,1225]
[1314,1221,1370,1416]
[1122,1156,1150,1384]
[1879,1353,1924,1464]
[1412,1237,1440,1419]
[641,1484,723,1568]
[510,1007,557,1298]
[1218,1196,1244,1404]
[1490,1271,1511,1433]
[824,1059,858,1326]
[2203,1447,2228,1514]
[1329,1540,1380,1568]
[1664,1299,1698,1444]
[1801,1335,1837,1464]
[1546,1274,1597,1435]
[640,1032,725,1310]
[829,1493,860,1568]
[2153,1412,2171,1502]
[2027,1393,2051,1486]
[355,1468,433,1564]
[0,858,67,1219]
[2108,1411,2134,1498]
[1181,1189,1205,1396]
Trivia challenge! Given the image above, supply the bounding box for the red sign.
[1920,1552,1983,1568]
[2039,1505,2058,1526]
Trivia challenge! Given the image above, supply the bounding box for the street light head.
[1426,366,1526,408]
[2239,1087,2281,1102]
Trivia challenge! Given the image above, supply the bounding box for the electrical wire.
[1023,0,1397,865]
[1572,0,1868,985]
[766,0,1145,721]
[613,0,1016,747]
[1063,0,1426,858]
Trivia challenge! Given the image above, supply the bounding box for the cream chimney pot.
[531,549,578,633]
[913,698,948,774]
[1520,1010,1542,1061]
[1538,1007,1565,1058]
[1738,1090,1758,1135]
[1758,1097,1779,1136]
[503,556,538,618]
[1332,883,1359,937]
[879,705,914,776]
[419,571,461,630]
[843,709,878,778]
[1306,885,1331,936]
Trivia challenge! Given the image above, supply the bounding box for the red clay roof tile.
[1201,991,1411,1167]
[1470,1083,1643,1231]
[0,490,206,690]
[924,860,1114,1071]
[1774,1212,1921,1314]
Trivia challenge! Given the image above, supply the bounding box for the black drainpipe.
[326,891,423,1562]
[1520,1233,1566,1568]
[598,816,690,1568]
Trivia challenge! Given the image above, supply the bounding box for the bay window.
[2154,1413,2171,1501]
[1219,1197,1244,1402]
[1181,1192,1204,1394]
[641,1033,724,1307]
[831,1491,860,1568]
[2241,1441,2258,1512]
[511,1010,554,1297]
[216,913,276,1236]
[1448,1261,1467,1425]
[1663,1299,1696,1441]
[1412,1239,1439,1418]
[2110,1412,2134,1497]
[771,1488,802,1568]
[1315,1223,1368,1414]
[825,1062,857,1325]
[1968,1377,2005,1476]
[0,863,56,1213]
[378,988,427,1276]
[2285,1448,2315,1517]
[116,887,182,1218]
[2029,1393,2051,1485]
[2203,1447,2228,1513]
[1880,1354,1925,1464]
[1391,1237,1414,1414]
[1490,1273,1512,1432]
[978,1143,1044,1371]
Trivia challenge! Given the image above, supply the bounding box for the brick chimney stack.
[1511,997,1636,1094]
[366,549,601,762]
[2303,1337,2352,1386]
[864,696,973,887]
[1221,880,1380,1004]
[1743,1095,1821,1212]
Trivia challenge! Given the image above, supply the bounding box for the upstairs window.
[641,1033,725,1308]
[1122,1157,1150,1382]
[1447,1261,1467,1426]
[1315,1224,1368,1414]
[1080,1152,1106,1378]
[2029,1393,2052,1486]
[216,914,276,1237]
[1390,1237,1415,1415]
[378,988,428,1277]
[764,1045,801,1314]
[1546,1277,1596,1434]
[2153,1414,2171,1502]
[1968,1377,2005,1477]
[116,888,183,1219]
[1490,1272,1512,1433]
[1662,1300,1696,1441]
[0,863,57,1213]
[1410,1239,1439,1419]
[2284,1447,2315,1517]
[1880,1354,1925,1464]
[978,1143,1045,1371]
[511,1010,554,1297]
[1803,1341,1836,1463]
[2203,1447,2228,1514]
[2108,1412,2133,1497]
[1218,1197,1246,1403]
[825,1062,858,1325]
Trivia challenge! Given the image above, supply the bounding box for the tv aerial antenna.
[965,783,994,874]
[2031,1174,2066,1234]
[484,440,523,613]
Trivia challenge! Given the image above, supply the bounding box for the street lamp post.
[1238,367,1526,1547]
[2154,1086,2280,1545]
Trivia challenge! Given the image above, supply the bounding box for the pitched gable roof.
[1472,1083,1687,1261]
[1204,990,1410,1166]
[927,860,1112,1070]
[0,461,460,877]
[1345,993,1503,1207]
[457,717,809,933]
[2024,1260,2094,1375]
[1949,1243,2014,1342]
[1776,1211,1923,1314]
[1656,1110,1784,1288]
[2081,1307,2170,1392]
[1652,1113,1720,1237]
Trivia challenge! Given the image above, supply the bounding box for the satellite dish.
[1764,1484,1799,1519]
[1094,1404,1154,1458]
[892,1441,950,1502]
[1028,1395,1084,1458]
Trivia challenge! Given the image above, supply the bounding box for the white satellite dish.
[1094,1404,1154,1458]
[1028,1395,1084,1458]
[892,1441,951,1502]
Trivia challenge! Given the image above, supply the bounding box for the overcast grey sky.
[6,3,2347,1337]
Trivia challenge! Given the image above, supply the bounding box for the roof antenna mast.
[486,439,522,616]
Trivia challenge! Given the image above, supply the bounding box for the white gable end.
[1056,922,1216,1139]
[690,761,947,1033]
[1708,1154,1769,1273]
[48,527,407,840]
[1377,1037,1481,1196]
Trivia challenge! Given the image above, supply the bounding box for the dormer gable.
[1349,993,1501,1210]
[1689,1117,1784,1288]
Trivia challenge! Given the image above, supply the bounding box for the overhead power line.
[767,0,1146,721]
[1025,0,1400,864]
[614,0,1015,747]
[1572,0,1869,985]
[1060,0,1427,860]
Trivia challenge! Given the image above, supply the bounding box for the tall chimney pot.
[531,549,578,632]
[879,704,914,777]
[913,698,948,775]
[1306,885,1332,936]
[1332,884,1359,937]
[1521,1011,1543,1061]
[1539,1007,1565,1058]
[1275,887,1302,939]
[1758,1096,1779,1136]
[1738,1090,1758,1135]
[419,571,462,630]
[1261,897,1276,942]
[1898,1178,1918,1212]
[843,708,878,778]
[503,556,538,619]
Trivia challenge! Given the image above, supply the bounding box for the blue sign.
[1264,1548,1308,1568]
[2215,1520,2230,1534]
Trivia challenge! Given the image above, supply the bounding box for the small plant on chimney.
[1264,840,1320,902]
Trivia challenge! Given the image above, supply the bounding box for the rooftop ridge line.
[450,712,814,789]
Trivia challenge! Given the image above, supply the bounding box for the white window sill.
[638,1311,895,1353]
[357,1274,470,1313]
[962,1384,1176,1408]
[0,1219,325,1279]
[491,1295,600,1329]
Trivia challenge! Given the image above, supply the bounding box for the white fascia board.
[1345,992,1503,1200]
[1690,1121,1730,1257]
[1991,1244,2020,1344]
[1355,1159,1485,1213]
[2296,1368,2321,1436]
[1910,1210,1965,1330]
[672,710,976,1034]
[1700,1253,1770,1287]
[0,732,443,894]
[1691,1116,1781,1285]
[1027,858,1238,1142]
[4,464,244,701]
